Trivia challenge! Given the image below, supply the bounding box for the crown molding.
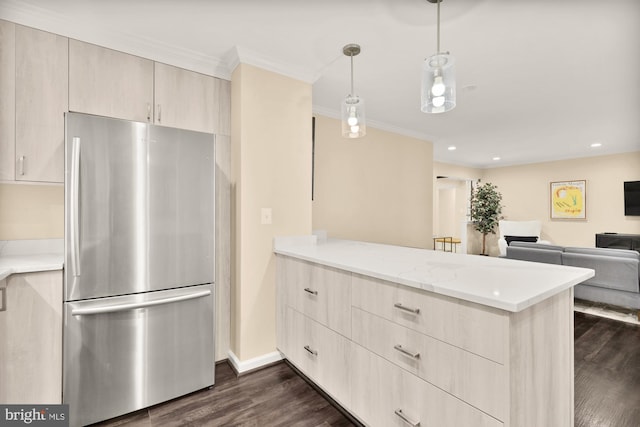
[312,105,436,143]
[0,0,320,84]
[0,0,234,78]
[0,0,324,82]
[226,46,319,84]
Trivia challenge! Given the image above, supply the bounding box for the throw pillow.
[505,235,539,245]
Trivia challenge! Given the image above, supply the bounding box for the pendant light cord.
[437,0,441,53]
[350,53,355,96]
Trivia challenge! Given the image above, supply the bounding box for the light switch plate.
[261,208,272,225]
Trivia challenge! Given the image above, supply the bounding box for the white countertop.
[274,236,595,312]
[0,239,64,281]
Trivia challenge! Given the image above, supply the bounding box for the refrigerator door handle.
[71,289,211,316]
[70,136,81,277]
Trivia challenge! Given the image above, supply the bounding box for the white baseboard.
[227,350,283,374]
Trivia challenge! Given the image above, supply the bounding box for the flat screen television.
[624,180,640,216]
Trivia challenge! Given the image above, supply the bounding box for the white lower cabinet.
[351,307,507,420]
[351,343,502,427]
[285,307,351,408]
[278,255,351,338]
[0,271,63,403]
[277,254,574,427]
[351,273,508,364]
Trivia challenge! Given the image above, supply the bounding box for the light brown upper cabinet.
[213,77,231,136]
[69,39,154,123]
[14,24,67,183]
[0,20,16,181]
[154,63,215,134]
[69,39,229,135]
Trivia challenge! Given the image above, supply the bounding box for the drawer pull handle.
[304,345,318,356]
[395,409,421,426]
[303,287,318,296]
[19,155,26,176]
[394,344,420,359]
[394,303,420,314]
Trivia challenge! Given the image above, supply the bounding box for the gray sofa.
[506,241,640,313]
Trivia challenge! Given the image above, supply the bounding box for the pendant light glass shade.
[341,43,366,138]
[421,52,456,113]
[421,0,456,114]
[342,94,366,138]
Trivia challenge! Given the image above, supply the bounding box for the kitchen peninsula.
[275,235,594,427]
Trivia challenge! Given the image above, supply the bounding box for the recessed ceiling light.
[447,146,456,151]
[492,156,501,161]
[590,142,602,148]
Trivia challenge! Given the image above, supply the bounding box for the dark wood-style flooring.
[93,312,640,427]
[91,359,356,427]
[574,312,640,427]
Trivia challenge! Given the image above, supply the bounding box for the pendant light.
[421,0,456,113]
[341,43,366,138]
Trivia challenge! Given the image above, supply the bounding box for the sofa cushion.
[564,247,640,260]
[509,241,564,252]
[562,252,639,293]
[504,235,538,245]
[506,246,563,264]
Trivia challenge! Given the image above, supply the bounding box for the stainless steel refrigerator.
[63,112,215,426]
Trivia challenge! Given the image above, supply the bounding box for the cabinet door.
[286,308,351,407]
[0,20,15,181]
[279,256,351,338]
[15,25,67,183]
[351,344,502,427]
[352,274,508,363]
[352,307,507,420]
[69,39,153,122]
[0,271,63,403]
[154,62,214,133]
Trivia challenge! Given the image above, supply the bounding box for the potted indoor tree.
[470,182,503,255]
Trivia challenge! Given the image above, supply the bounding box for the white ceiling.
[2,0,639,168]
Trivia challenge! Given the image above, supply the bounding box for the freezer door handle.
[71,289,211,316]
[70,136,81,277]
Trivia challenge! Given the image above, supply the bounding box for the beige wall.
[483,152,640,251]
[231,64,312,361]
[312,115,433,248]
[0,183,63,239]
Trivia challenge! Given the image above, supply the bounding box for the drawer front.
[285,307,351,407]
[351,344,503,427]
[352,274,507,363]
[352,307,507,420]
[278,256,351,337]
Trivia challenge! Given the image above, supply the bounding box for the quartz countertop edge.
[274,237,595,313]
[0,254,64,281]
[0,239,65,281]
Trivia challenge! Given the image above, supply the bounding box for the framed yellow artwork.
[550,180,586,219]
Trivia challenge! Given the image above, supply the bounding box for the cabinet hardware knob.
[157,104,162,123]
[394,344,420,359]
[147,103,151,122]
[304,345,318,356]
[394,409,421,427]
[303,287,318,296]
[394,303,420,314]
[0,288,6,312]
